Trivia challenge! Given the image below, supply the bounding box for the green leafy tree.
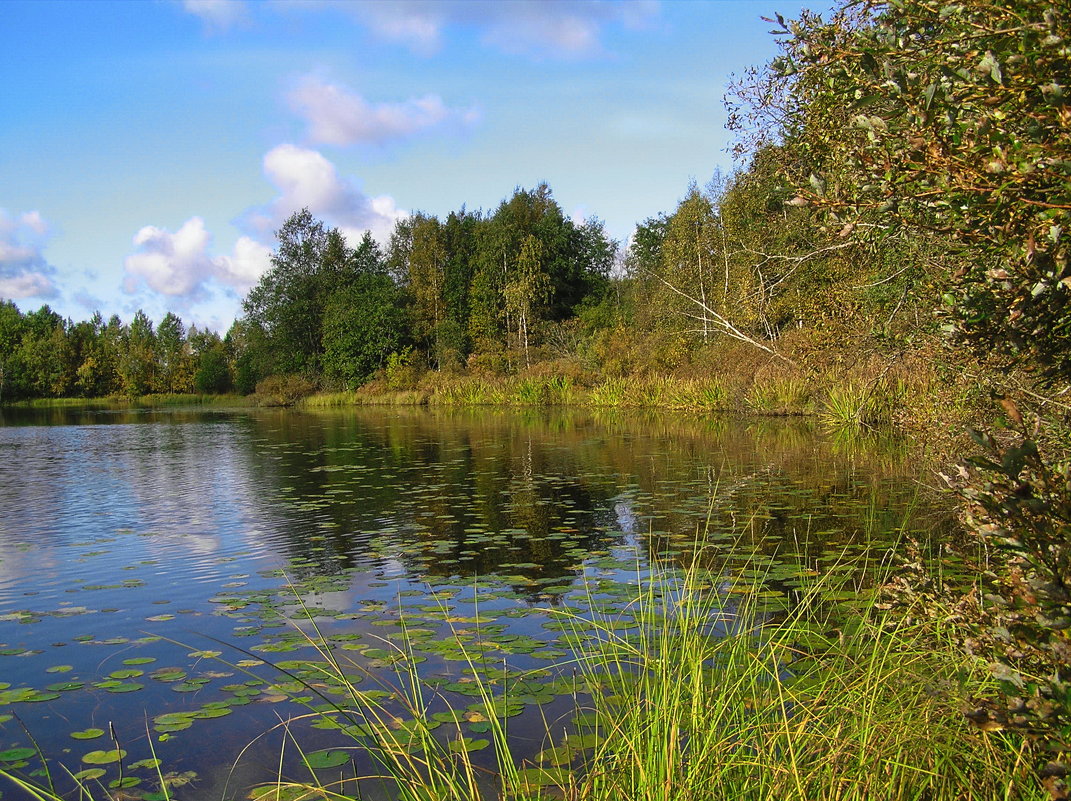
[0,300,27,400]
[118,311,157,396]
[469,184,613,359]
[730,0,1071,379]
[243,209,338,376]
[18,306,74,398]
[322,274,409,388]
[189,327,231,394]
[439,210,479,367]
[322,232,411,386]
[155,312,192,393]
[405,214,448,356]
[225,318,270,395]
[504,234,551,367]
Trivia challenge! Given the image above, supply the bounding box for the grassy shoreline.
[0,393,250,410]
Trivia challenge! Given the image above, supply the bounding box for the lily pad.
[22,691,60,702]
[447,737,490,753]
[82,749,126,764]
[515,766,570,788]
[304,750,350,769]
[109,668,144,679]
[71,729,106,740]
[0,748,36,763]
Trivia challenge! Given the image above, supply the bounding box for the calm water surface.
[0,406,945,799]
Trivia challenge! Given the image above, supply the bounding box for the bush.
[950,407,1071,797]
[381,349,422,391]
[253,374,317,407]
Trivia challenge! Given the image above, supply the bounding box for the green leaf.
[0,748,36,762]
[71,729,106,740]
[304,750,350,769]
[82,749,126,765]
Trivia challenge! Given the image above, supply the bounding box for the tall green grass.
[557,564,1036,801]
[745,377,813,416]
[820,379,907,429]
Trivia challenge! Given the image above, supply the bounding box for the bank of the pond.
[292,343,992,455]
[2,392,249,410]
[304,369,913,425]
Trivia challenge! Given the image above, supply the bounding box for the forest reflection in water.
[0,405,949,798]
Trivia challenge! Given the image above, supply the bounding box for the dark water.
[0,406,946,799]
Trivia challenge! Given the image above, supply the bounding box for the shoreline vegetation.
[3,0,1070,798]
[0,553,1049,801]
[0,340,973,435]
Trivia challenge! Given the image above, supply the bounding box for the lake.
[0,406,947,799]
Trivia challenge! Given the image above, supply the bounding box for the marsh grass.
[585,378,627,408]
[302,391,360,408]
[7,393,246,410]
[666,378,729,412]
[556,559,1039,801]
[820,379,907,429]
[745,377,813,416]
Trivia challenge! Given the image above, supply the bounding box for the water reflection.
[0,405,946,797]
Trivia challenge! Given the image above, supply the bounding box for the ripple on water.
[0,406,948,797]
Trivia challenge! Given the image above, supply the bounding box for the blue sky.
[1,0,818,331]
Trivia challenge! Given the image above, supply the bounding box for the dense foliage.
[729,0,1070,380]
[0,301,232,401]
[237,183,615,387]
[725,0,1071,792]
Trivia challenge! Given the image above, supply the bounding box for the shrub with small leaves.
[950,410,1071,797]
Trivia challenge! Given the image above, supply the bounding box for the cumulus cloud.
[0,209,58,300]
[218,236,273,292]
[349,0,659,57]
[287,76,480,147]
[123,217,272,300]
[182,0,249,31]
[257,143,405,242]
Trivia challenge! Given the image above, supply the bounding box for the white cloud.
[217,236,273,292]
[182,1,658,57]
[259,143,406,242]
[287,76,480,147]
[182,0,249,31]
[0,209,58,300]
[125,217,215,297]
[348,0,659,57]
[123,217,273,300]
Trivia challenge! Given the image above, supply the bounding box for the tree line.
[0,302,232,401]
[0,157,934,404]
[0,183,621,401]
